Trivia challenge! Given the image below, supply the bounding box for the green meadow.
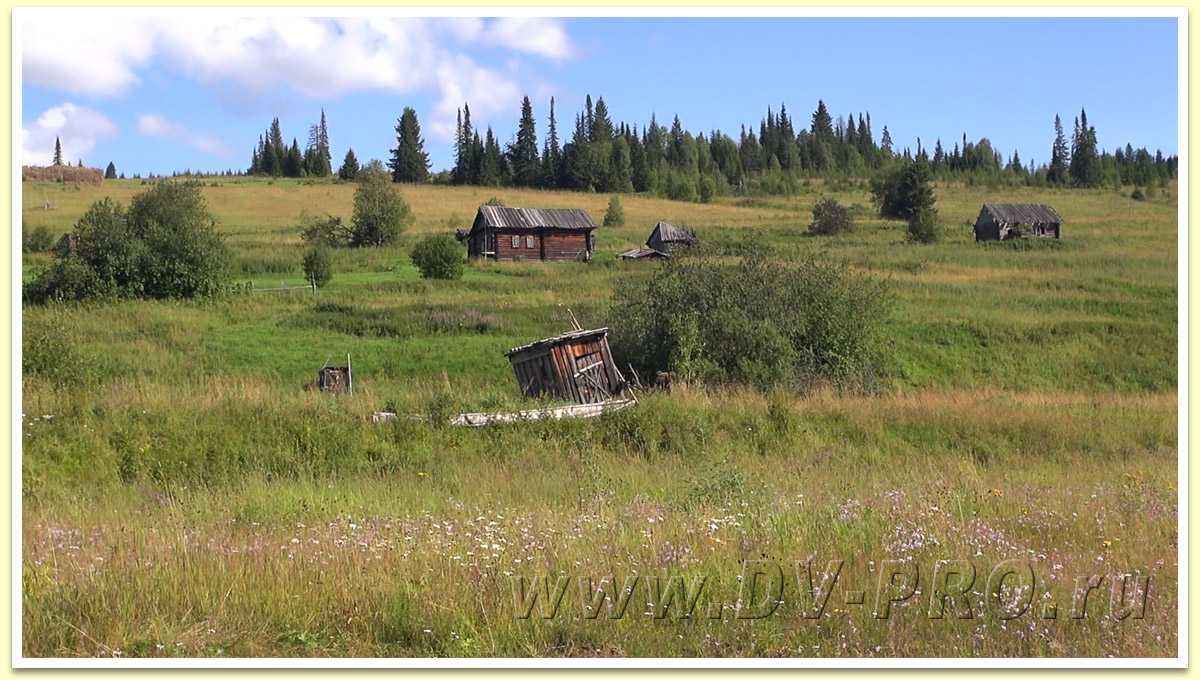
[20,177,1178,658]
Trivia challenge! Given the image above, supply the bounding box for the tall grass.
[19,178,1178,657]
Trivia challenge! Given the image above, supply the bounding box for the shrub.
[808,198,853,236]
[603,195,625,227]
[483,196,504,207]
[698,176,716,203]
[870,161,936,220]
[302,245,334,288]
[410,233,465,280]
[906,207,940,244]
[350,168,413,247]
[298,213,353,248]
[22,222,55,253]
[611,255,890,391]
[25,181,229,304]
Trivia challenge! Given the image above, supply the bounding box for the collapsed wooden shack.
[973,204,1063,241]
[504,328,624,404]
[618,247,670,260]
[646,221,699,252]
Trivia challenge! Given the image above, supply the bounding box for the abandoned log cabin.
[463,206,596,262]
[646,221,699,252]
[504,328,624,405]
[974,204,1063,241]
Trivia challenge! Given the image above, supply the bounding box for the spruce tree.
[52,137,63,166]
[1069,108,1099,187]
[509,96,540,187]
[1049,114,1070,185]
[541,97,562,188]
[284,138,304,177]
[104,162,117,180]
[338,148,360,181]
[389,107,431,183]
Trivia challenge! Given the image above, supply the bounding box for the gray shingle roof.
[474,206,597,232]
[647,221,699,246]
[980,204,1063,225]
[505,327,610,357]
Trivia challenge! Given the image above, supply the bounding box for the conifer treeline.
[440,96,1176,198]
[246,98,1177,197]
[248,110,332,178]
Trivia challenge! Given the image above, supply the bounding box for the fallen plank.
[450,398,637,427]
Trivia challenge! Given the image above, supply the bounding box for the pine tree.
[541,97,562,189]
[389,107,431,183]
[338,148,360,181]
[268,118,285,163]
[508,96,540,187]
[284,138,304,177]
[590,97,614,143]
[104,162,117,179]
[453,105,475,185]
[480,127,505,186]
[52,137,63,166]
[1049,114,1070,186]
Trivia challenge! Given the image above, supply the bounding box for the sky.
[17,12,1181,177]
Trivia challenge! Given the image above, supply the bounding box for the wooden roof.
[505,327,610,358]
[473,206,597,232]
[979,204,1063,225]
[647,221,699,246]
[619,248,670,259]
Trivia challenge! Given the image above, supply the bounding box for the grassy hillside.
[20,177,1178,658]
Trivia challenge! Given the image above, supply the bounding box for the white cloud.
[21,103,117,166]
[481,18,573,59]
[429,55,524,142]
[137,114,235,158]
[21,15,573,100]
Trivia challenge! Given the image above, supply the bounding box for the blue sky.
[19,13,1180,176]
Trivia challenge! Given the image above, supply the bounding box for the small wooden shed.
[974,204,1063,241]
[504,328,623,404]
[464,206,596,262]
[646,221,699,252]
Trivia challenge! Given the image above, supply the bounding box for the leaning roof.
[649,221,698,244]
[505,327,610,357]
[474,206,597,231]
[980,204,1064,225]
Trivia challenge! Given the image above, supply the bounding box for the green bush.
[611,255,891,391]
[302,245,334,288]
[298,213,353,248]
[22,222,55,253]
[808,198,854,236]
[603,195,625,227]
[26,181,229,304]
[410,233,465,280]
[906,207,940,244]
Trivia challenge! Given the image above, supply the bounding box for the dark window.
[511,235,520,249]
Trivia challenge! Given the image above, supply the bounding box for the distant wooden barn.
[504,328,624,404]
[974,204,1063,241]
[646,221,699,252]
[463,206,596,262]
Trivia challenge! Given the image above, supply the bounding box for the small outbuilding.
[646,221,699,252]
[504,328,624,404]
[463,206,596,262]
[974,204,1063,241]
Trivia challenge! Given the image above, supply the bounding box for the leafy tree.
[26,181,229,303]
[808,198,853,236]
[298,213,354,248]
[104,162,117,180]
[22,222,55,252]
[350,166,412,247]
[389,107,431,183]
[508,96,540,187]
[603,195,625,227]
[302,245,334,288]
[870,161,936,220]
[338,148,360,181]
[410,233,464,280]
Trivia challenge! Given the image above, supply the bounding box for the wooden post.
[347,352,353,396]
